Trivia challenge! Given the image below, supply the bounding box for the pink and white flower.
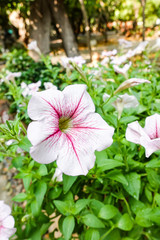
[118,39,132,48]
[6,72,21,81]
[126,114,160,157]
[21,81,41,97]
[28,40,41,55]
[44,82,57,90]
[0,201,16,240]
[27,84,114,176]
[110,55,128,66]
[113,62,132,78]
[114,78,150,94]
[61,56,86,69]
[101,49,117,57]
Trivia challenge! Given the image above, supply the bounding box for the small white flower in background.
[61,56,86,69]
[118,39,132,48]
[0,201,16,240]
[52,168,63,182]
[150,38,160,52]
[101,49,117,57]
[5,140,14,146]
[44,82,57,90]
[27,40,41,55]
[133,41,148,55]
[100,57,109,65]
[110,55,127,66]
[27,84,114,176]
[21,81,41,97]
[113,62,132,78]
[114,78,150,94]
[5,71,21,81]
[126,114,160,157]
[103,93,139,119]
[112,93,139,119]
[125,49,136,59]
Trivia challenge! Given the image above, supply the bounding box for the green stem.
[99,226,115,240]
[123,197,132,217]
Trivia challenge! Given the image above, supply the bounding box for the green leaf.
[117,213,133,231]
[37,165,48,176]
[31,200,40,217]
[23,174,32,191]
[146,159,160,168]
[48,187,62,200]
[155,193,160,207]
[35,181,47,208]
[136,208,153,227]
[81,214,105,228]
[73,199,90,215]
[62,215,75,240]
[120,116,138,124]
[97,159,124,172]
[90,200,104,215]
[12,156,23,169]
[98,205,119,220]
[123,172,141,200]
[12,193,27,202]
[18,136,32,152]
[30,228,41,240]
[85,229,100,240]
[54,200,69,216]
[106,170,128,185]
[63,174,77,194]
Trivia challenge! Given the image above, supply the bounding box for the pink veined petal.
[0,201,11,221]
[140,136,160,157]
[144,114,160,139]
[125,121,148,145]
[2,216,15,229]
[57,113,114,176]
[0,227,16,240]
[30,130,63,164]
[27,116,59,146]
[62,84,95,119]
[27,88,64,121]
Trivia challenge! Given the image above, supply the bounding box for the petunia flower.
[28,40,41,55]
[126,114,160,157]
[133,41,148,55]
[0,201,16,240]
[21,81,41,97]
[118,39,132,48]
[114,78,150,95]
[61,56,86,69]
[110,55,128,66]
[113,62,132,78]
[103,93,139,119]
[101,49,117,57]
[27,84,114,176]
[5,72,21,81]
[44,82,57,90]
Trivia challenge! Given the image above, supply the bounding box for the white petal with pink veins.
[28,88,64,120]
[126,121,147,145]
[2,216,15,228]
[144,113,160,139]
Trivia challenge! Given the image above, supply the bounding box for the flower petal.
[126,121,147,145]
[0,201,11,221]
[2,216,15,228]
[57,113,114,176]
[144,114,160,139]
[27,88,64,120]
[140,137,160,157]
[30,130,63,164]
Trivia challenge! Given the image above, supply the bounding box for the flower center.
[59,117,71,132]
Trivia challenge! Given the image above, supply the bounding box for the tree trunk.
[79,0,92,61]
[141,0,146,41]
[48,0,79,57]
[29,0,51,54]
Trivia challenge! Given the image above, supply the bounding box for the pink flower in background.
[0,201,16,240]
[118,39,132,48]
[113,62,132,78]
[126,114,160,157]
[28,40,41,55]
[101,49,117,57]
[27,84,114,176]
[114,78,150,94]
[61,56,86,69]
[21,81,41,97]
[110,55,127,65]
[6,72,21,81]
[44,82,57,90]
[133,41,148,55]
